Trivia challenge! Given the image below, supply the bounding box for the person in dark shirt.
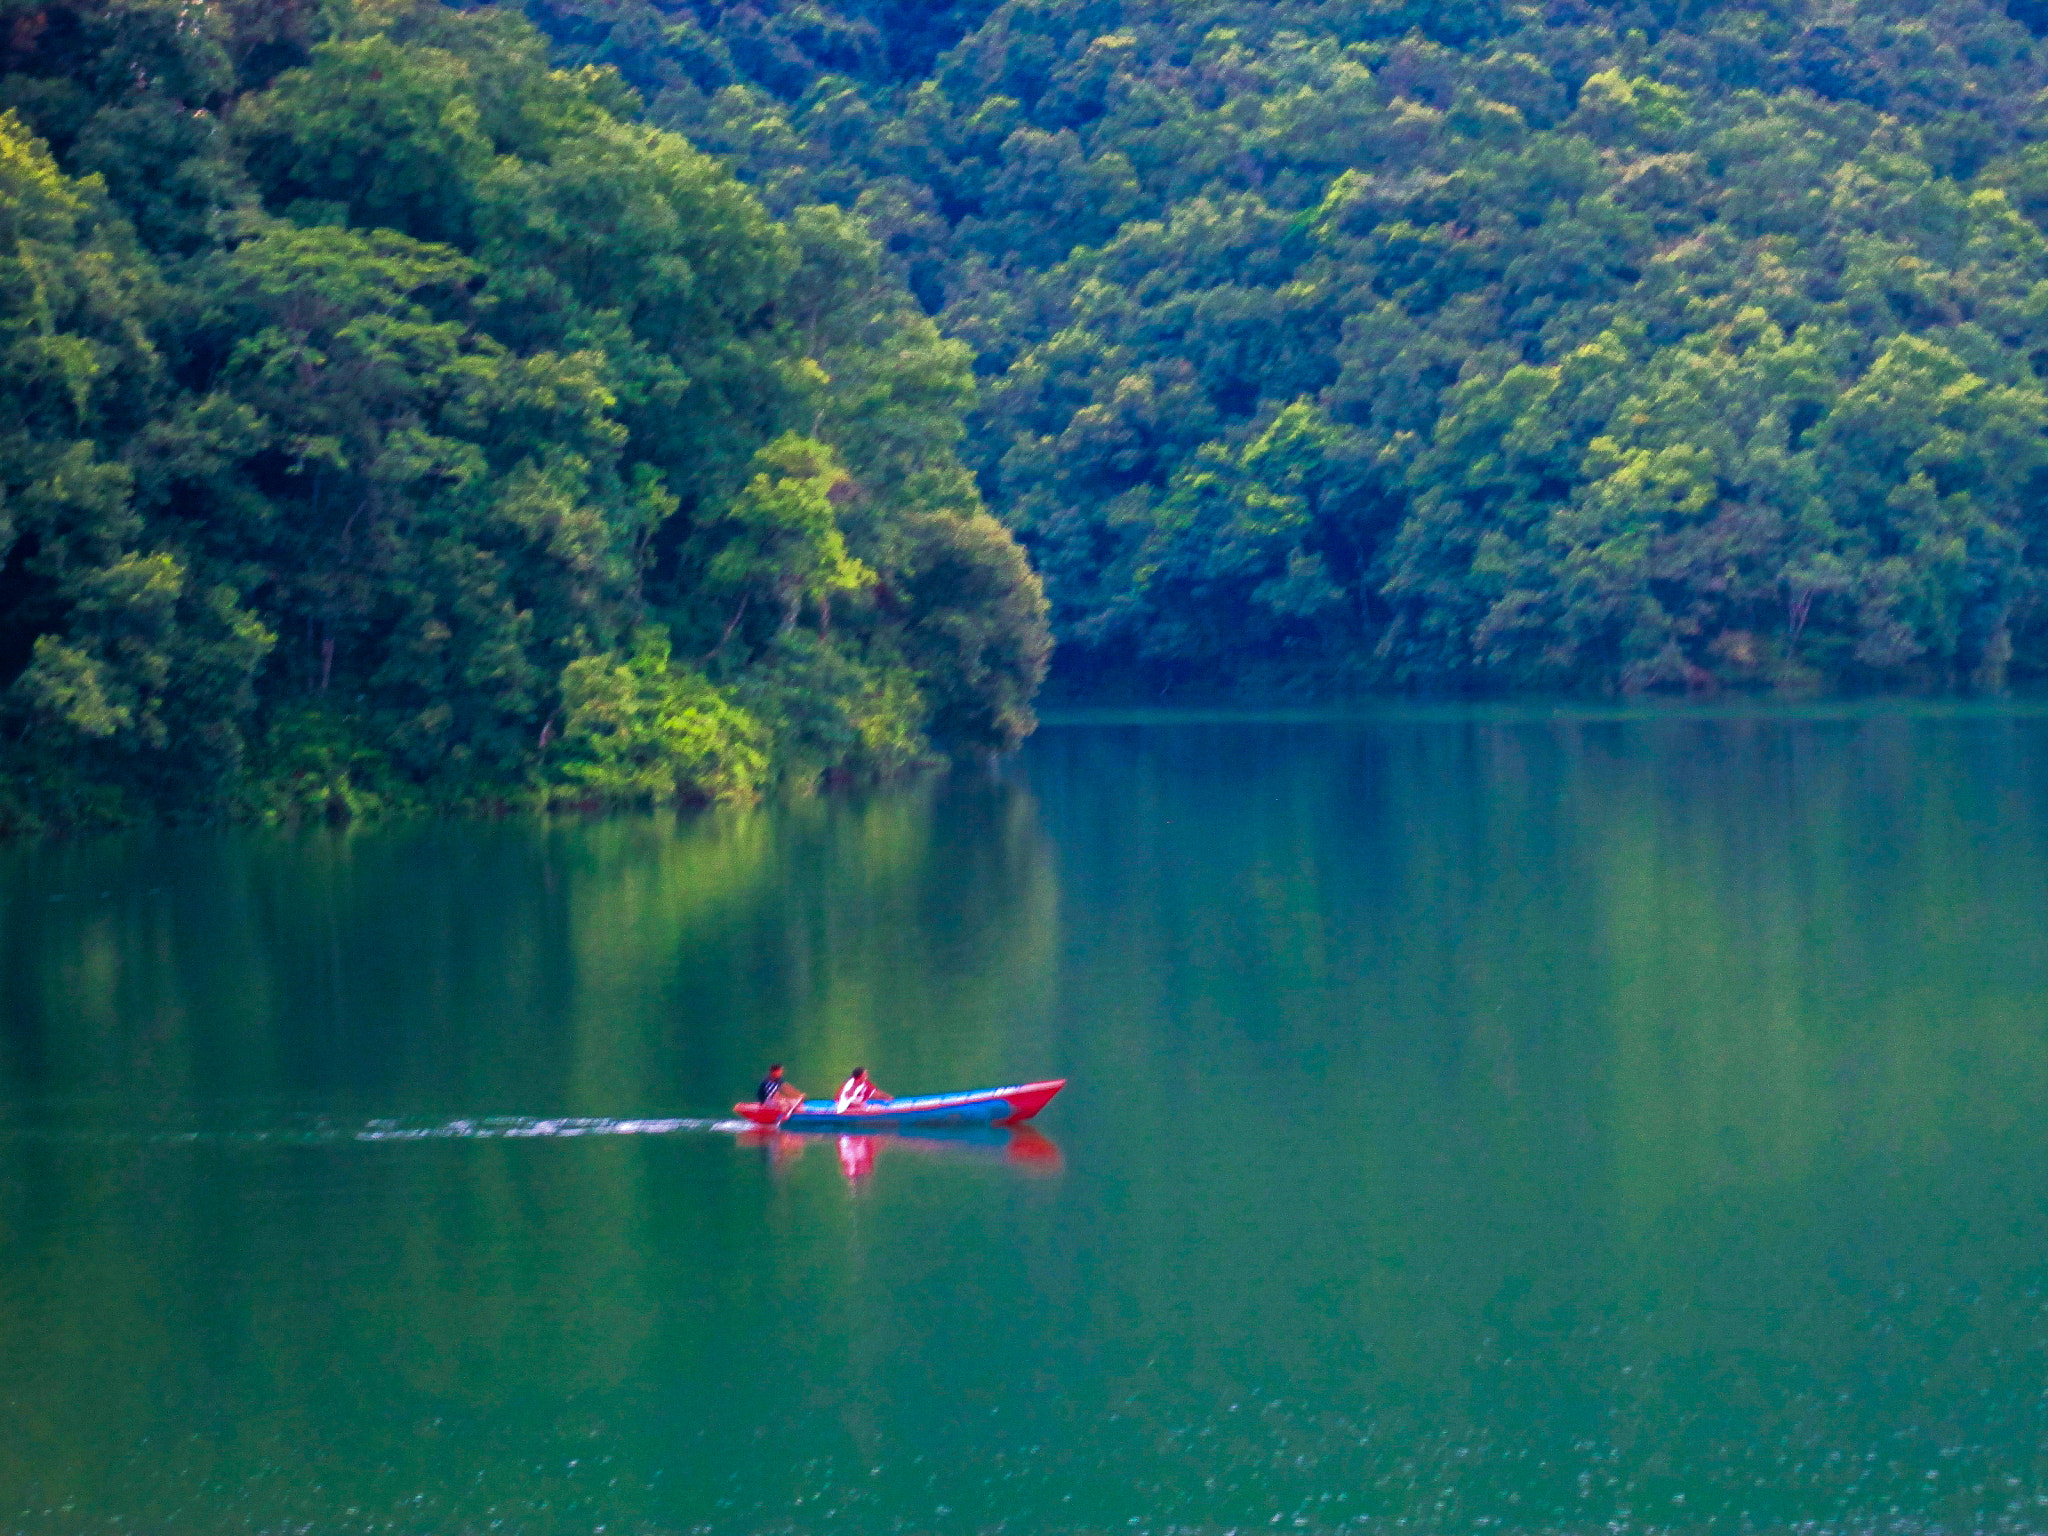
[757,1064,802,1110]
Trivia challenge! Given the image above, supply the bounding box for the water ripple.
[0,1112,754,1145]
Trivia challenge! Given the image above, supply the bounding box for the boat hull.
[732,1078,1065,1130]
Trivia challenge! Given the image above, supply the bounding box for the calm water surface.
[6,709,2048,1534]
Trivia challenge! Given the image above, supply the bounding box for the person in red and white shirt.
[835,1068,891,1114]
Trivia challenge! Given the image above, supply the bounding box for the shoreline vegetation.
[14,0,2048,829]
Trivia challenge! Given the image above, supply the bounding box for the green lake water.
[7,708,2048,1534]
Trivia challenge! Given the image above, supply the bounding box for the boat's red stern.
[995,1079,1066,1124]
[732,1102,785,1126]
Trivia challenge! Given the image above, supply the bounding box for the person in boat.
[757,1064,803,1110]
[835,1067,892,1114]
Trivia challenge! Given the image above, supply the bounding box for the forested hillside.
[528,0,2048,696]
[0,0,1049,829]
[13,0,2048,830]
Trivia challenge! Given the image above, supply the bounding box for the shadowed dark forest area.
[10,0,2048,825]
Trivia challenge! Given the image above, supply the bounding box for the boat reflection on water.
[738,1123,1062,1182]
[837,1135,873,1181]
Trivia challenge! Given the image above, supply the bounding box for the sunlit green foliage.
[0,0,1048,828]
[581,0,2048,696]
[554,625,769,804]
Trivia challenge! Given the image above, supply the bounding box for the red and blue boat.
[733,1078,1065,1130]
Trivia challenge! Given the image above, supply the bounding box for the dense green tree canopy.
[0,0,1049,828]
[17,0,2048,831]
[549,0,2048,696]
